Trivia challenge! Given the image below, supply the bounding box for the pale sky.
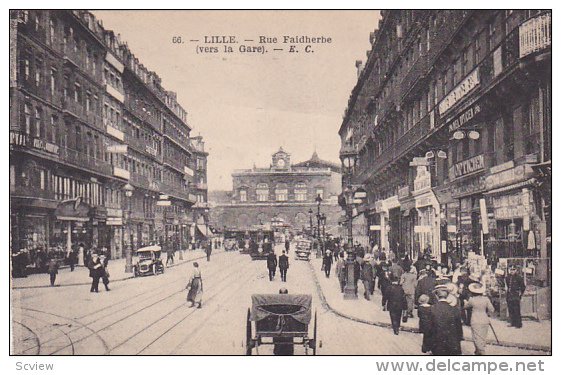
[94,10,381,190]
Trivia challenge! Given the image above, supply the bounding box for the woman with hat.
[186,262,203,308]
[464,282,495,355]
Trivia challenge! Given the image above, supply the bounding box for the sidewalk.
[309,258,551,352]
[11,248,221,289]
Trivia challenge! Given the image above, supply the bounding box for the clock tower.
[271,147,291,170]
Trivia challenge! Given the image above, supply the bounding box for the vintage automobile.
[244,293,318,355]
[295,239,312,261]
[133,245,165,277]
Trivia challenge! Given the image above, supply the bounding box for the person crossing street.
[266,251,278,281]
[279,250,289,282]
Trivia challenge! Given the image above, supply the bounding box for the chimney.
[355,60,363,78]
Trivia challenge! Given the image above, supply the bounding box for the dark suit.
[415,275,436,305]
[266,253,278,281]
[506,273,526,328]
[322,254,333,277]
[279,254,289,282]
[386,283,407,333]
[429,301,463,355]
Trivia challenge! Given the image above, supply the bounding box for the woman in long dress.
[464,282,495,355]
[186,262,203,308]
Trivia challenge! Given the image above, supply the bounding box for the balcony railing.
[159,181,194,203]
[10,184,56,200]
[519,12,551,58]
[62,98,86,119]
[129,172,151,190]
[163,154,187,174]
[113,166,130,180]
[59,147,113,177]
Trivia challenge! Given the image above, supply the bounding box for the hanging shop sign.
[447,102,483,133]
[413,167,431,193]
[439,67,480,115]
[449,154,485,181]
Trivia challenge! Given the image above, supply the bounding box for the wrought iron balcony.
[519,12,551,58]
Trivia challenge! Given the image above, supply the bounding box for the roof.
[292,151,342,173]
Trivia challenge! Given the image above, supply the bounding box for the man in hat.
[415,268,437,306]
[505,266,525,328]
[361,254,374,300]
[401,266,418,318]
[266,250,278,281]
[385,275,407,335]
[335,254,346,293]
[322,250,333,278]
[278,250,289,282]
[429,286,463,355]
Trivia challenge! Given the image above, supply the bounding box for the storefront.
[373,195,400,253]
[105,208,123,259]
[54,198,92,255]
[397,186,415,259]
[484,161,539,259]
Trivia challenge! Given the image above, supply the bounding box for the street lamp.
[122,183,135,273]
[308,208,314,237]
[316,194,323,256]
[339,142,358,300]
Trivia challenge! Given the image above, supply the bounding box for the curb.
[12,250,223,290]
[307,260,551,353]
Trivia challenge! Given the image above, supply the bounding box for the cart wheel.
[312,310,317,355]
[246,308,252,355]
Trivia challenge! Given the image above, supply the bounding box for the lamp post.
[308,208,314,238]
[122,183,135,273]
[316,194,323,256]
[340,142,358,300]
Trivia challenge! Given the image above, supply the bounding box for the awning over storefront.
[196,224,208,238]
[54,198,90,222]
[484,178,536,195]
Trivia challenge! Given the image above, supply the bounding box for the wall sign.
[448,102,482,133]
[449,154,485,181]
[439,67,480,115]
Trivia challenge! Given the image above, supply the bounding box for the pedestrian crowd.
[327,242,526,355]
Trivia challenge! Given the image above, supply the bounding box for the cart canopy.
[251,294,312,325]
[136,245,161,253]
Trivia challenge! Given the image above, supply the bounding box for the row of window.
[239,185,324,203]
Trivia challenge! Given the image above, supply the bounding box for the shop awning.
[196,224,208,237]
[55,198,90,222]
[484,178,536,196]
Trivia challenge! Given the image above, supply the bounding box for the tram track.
[13,252,244,355]
[11,320,41,355]
[133,269,258,355]
[47,255,252,355]
[17,313,76,355]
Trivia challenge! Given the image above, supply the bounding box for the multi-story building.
[210,148,344,239]
[339,10,551,263]
[9,10,209,260]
